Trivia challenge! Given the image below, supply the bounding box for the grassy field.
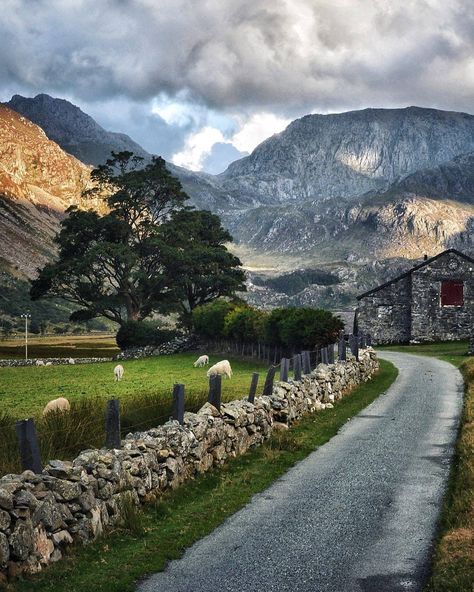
[0,334,119,360]
[0,351,267,475]
[379,341,473,592]
[0,352,265,419]
[13,359,397,592]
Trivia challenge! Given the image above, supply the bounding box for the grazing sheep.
[114,364,124,381]
[35,360,45,366]
[207,359,232,379]
[42,397,71,417]
[193,355,209,368]
[68,358,75,365]
[45,362,53,366]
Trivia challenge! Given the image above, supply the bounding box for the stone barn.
[356,249,474,344]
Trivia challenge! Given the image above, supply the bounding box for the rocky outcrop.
[0,349,378,581]
[6,94,149,166]
[0,104,97,277]
[219,107,474,203]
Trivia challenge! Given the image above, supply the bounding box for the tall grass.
[0,383,247,476]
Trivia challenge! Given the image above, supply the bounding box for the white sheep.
[35,360,45,366]
[114,364,124,381]
[45,362,53,366]
[68,358,75,365]
[207,359,232,379]
[193,355,209,367]
[42,397,71,417]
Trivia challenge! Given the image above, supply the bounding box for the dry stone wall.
[0,348,378,582]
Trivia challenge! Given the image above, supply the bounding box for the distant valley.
[1,94,473,322]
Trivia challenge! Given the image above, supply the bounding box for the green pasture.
[0,352,266,420]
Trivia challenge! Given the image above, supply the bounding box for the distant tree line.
[192,300,344,350]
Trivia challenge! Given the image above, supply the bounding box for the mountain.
[219,107,474,204]
[5,94,242,213]
[0,104,95,277]
[2,97,474,315]
[6,94,149,166]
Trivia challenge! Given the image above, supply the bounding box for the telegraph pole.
[20,313,31,361]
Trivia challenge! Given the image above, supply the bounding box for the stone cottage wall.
[410,252,474,342]
[0,349,378,582]
[356,276,412,344]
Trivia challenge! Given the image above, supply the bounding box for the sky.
[1,0,474,174]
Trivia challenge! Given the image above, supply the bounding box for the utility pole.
[20,313,31,361]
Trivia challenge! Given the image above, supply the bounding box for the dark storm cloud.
[1,0,473,115]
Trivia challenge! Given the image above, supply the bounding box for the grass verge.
[12,359,397,592]
[379,341,473,592]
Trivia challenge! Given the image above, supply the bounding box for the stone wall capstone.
[0,349,378,582]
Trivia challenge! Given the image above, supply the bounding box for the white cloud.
[230,112,291,153]
[171,112,290,171]
[172,126,225,170]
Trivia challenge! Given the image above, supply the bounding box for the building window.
[440,281,464,306]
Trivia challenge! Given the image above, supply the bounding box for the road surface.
[137,352,463,592]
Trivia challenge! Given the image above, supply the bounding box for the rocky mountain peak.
[220,106,474,204]
[0,104,94,276]
[6,94,149,165]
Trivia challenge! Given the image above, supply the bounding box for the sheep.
[35,360,45,366]
[193,355,209,368]
[68,358,75,365]
[45,362,53,366]
[114,364,124,381]
[206,359,232,379]
[42,397,71,417]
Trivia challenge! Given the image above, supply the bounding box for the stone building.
[356,249,474,344]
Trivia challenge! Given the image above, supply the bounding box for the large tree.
[160,209,246,326]
[30,152,244,325]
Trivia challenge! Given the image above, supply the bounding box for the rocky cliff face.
[6,94,149,166]
[6,94,240,213]
[219,107,474,204]
[0,104,94,277]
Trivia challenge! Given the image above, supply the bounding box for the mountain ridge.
[2,95,473,311]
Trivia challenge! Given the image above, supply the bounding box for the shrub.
[116,321,176,350]
[264,308,288,345]
[192,299,237,340]
[266,307,343,349]
[223,305,267,343]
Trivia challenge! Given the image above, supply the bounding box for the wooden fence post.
[280,358,289,382]
[293,354,302,381]
[172,383,185,425]
[338,337,347,361]
[328,343,335,364]
[248,373,259,403]
[262,366,276,397]
[105,399,121,449]
[208,375,222,411]
[349,335,359,360]
[304,351,312,374]
[16,418,42,474]
[321,346,329,364]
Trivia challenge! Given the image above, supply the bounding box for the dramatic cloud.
[1,0,474,171]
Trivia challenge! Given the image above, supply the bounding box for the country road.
[137,352,464,592]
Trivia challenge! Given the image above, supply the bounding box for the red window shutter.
[441,281,464,306]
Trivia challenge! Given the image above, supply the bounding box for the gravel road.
[137,352,463,592]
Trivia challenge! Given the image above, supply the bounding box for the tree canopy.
[30,152,246,326]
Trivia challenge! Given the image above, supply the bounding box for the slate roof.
[357,249,474,300]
